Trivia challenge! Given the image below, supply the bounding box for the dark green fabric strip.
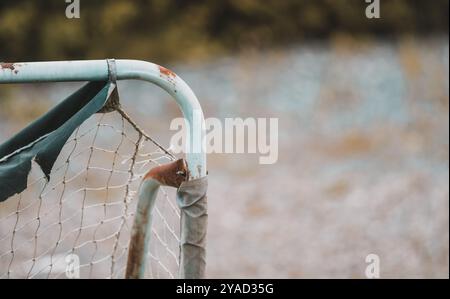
[0,81,113,202]
[0,81,107,159]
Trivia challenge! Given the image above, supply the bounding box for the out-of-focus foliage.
[0,0,448,63]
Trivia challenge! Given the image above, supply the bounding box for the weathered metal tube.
[0,60,208,279]
[126,159,188,278]
[0,60,206,179]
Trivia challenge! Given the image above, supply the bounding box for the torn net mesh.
[0,111,180,278]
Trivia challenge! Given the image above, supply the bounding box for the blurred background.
[0,0,449,278]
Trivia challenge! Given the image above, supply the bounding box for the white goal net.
[0,110,181,279]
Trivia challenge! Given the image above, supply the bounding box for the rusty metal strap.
[98,59,121,113]
[107,58,117,82]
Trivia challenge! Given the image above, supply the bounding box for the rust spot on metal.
[158,65,176,78]
[126,212,149,278]
[0,63,16,71]
[0,62,20,74]
[144,158,188,188]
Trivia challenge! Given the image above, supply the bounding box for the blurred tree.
[0,0,448,63]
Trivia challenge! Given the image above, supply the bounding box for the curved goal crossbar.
[0,60,206,179]
[0,60,208,279]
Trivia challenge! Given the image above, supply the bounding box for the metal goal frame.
[0,59,207,279]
